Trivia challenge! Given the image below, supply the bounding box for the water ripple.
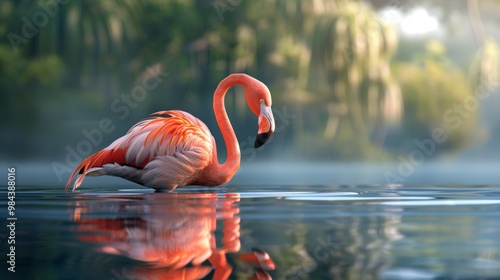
[380,199,500,206]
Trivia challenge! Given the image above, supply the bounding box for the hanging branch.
[467,0,486,47]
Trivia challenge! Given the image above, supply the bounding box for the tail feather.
[65,149,123,191]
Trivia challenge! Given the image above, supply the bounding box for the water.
[2,182,500,280]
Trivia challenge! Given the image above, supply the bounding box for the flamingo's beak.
[254,104,275,148]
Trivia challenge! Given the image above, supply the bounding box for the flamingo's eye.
[260,99,265,104]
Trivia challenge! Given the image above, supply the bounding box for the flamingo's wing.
[66,110,213,191]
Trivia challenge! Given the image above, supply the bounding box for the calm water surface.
[2,184,500,279]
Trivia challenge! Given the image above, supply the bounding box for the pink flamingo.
[66,74,275,191]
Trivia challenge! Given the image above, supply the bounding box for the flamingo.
[66,73,275,191]
[70,192,275,279]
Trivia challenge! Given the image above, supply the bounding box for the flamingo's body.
[66,74,275,191]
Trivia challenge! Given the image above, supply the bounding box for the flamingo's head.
[243,75,275,148]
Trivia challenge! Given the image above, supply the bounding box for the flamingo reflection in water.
[69,192,275,279]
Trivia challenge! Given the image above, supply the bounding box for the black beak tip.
[254,139,264,148]
[254,131,273,148]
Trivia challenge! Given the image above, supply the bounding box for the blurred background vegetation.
[1,0,500,165]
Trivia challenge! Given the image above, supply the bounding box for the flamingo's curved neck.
[212,74,248,183]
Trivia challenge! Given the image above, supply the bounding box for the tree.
[388,41,478,154]
[308,1,401,140]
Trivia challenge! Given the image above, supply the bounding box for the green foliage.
[0,0,492,161]
[276,0,402,160]
[26,55,64,85]
[390,43,478,153]
[307,1,400,112]
[0,44,63,92]
[299,120,392,160]
[469,38,500,91]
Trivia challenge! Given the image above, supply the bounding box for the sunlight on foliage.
[469,38,500,91]
[306,1,402,143]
